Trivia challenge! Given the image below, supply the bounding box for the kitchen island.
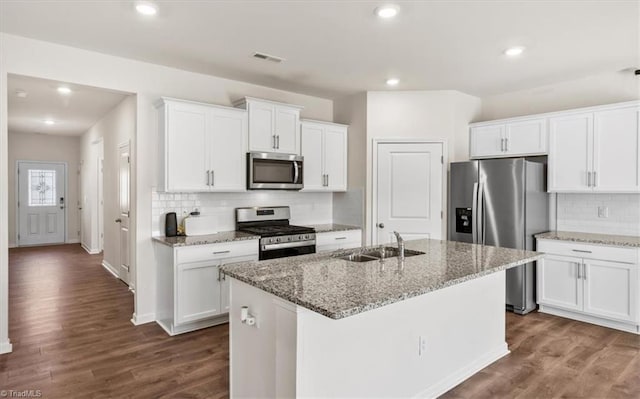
[222,239,543,398]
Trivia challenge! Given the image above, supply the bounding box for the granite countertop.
[305,223,362,233]
[153,231,260,247]
[221,239,543,320]
[535,231,640,248]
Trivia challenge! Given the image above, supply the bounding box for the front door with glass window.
[17,161,66,246]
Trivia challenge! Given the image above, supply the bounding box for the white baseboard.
[66,238,80,244]
[81,243,101,255]
[131,312,155,325]
[8,243,16,249]
[0,339,13,354]
[101,260,119,278]
[416,344,510,399]
[539,305,640,335]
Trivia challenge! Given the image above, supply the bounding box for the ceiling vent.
[252,52,285,63]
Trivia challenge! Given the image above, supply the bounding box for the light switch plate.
[597,206,609,218]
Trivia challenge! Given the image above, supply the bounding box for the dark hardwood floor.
[1,244,638,398]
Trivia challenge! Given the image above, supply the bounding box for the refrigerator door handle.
[478,182,485,245]
[472,182,479,244]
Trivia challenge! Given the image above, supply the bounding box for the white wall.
[556,194,640,236]
[364,91,482,244]
[0,32,333,351]
[479,70,640,121]
[7,132,81,247]
[80,96,136,270]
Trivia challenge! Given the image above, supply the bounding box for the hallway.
[0,244,228,398]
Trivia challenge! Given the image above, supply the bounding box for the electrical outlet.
[597,206,609,218]
[418,336,427,356]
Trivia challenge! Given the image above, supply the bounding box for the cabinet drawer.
[537,239,638,264]
[176,240,259,264]
[316,230,361,249]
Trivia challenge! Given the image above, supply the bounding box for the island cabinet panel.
[537,239,640,334]
[315,229,362,253]
[229,271,509,399]
[154,239,258,336]
[157,97,248,193]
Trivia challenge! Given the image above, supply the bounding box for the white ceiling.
[8,74,129,136]
[1,1,638,99]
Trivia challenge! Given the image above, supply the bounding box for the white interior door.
[17,161,66,246]
[375,142,443,245]
[117,143,131,286]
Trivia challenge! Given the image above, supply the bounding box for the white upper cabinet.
[157,98,248,192]
[235,97,303,154]
[592,106,640,192]
[548,113,593,192]
[470,118,546,159]
[300,120,348,192]
[549,103,640,193]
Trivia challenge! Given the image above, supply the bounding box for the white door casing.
[17,161,66,246]
[373,141,444,245]
[118,142,131,286]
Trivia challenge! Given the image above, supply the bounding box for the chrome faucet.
[393,231,405,260]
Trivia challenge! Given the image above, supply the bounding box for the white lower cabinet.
[316,229,362,253]
[537,239,639,334]
[155,239,258,335]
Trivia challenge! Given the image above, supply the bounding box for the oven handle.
[293,161,300,184]
[262,240,315,251]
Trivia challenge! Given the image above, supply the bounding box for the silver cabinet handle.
[576,262,581,279]
[276,135,280,149]
[273,134,277,149]
[211,170,214,187]
[213,250,231,255]
[500,138,505,152]
[587,171,592,187]
[335,237,347,240]
[326,174,329,187]
[593,171,597,187]
[115,219,122,223]
[505,137,509,152]
[377,223,385,228]
[206,170,210,186]
[572,249,592,253]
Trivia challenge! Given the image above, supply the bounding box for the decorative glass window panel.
[28,169,56,206]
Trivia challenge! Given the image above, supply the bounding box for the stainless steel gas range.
[236,206,316,260]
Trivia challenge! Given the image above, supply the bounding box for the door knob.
[377,223,385,228]
[115,219,122,223]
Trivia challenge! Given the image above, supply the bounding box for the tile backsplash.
[152,191,334,236]
[556,193,640,236]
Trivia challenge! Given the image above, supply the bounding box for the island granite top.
[535,231,640,248]
[304,223,361,233]
[153,231,259,247]
[221,239,543,319]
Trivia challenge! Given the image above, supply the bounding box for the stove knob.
[305,234,310,240]
[276,237,281,243]
[288,236,292,241]
[299,235,304,241]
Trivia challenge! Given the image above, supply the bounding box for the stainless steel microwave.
[247,152,304,190]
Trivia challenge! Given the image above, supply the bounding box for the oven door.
[248,152,303,190]
[260,243,316,260]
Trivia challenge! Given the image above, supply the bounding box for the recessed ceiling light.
[57,86,72,95]
[386,78,400,86]
[375,5,399,19]
[136,2,158,16]
[504,46,525,57]
[43,119,55,125]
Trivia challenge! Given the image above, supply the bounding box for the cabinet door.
[548,113,593,192]
[583,259,638,323]
[248,102,275,152]
[301,123,325,191]
[505,119,547,156]
[165,102,210,192]
[592,106,640,192]
[537,255,583,311]
[470,125,505,158]
[274,106,300,154]
[324,126,347,191]
[176,262,221,325]
[210,108,248,191]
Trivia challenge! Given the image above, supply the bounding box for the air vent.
[252,52,285,63]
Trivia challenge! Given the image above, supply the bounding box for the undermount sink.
[340,246,425,262]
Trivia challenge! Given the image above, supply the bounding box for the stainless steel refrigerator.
[448,158,548,314]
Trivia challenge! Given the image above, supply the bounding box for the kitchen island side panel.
[230,271,508,398]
